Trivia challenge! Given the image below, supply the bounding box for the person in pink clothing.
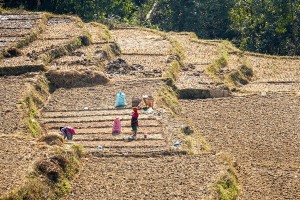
[60,126,75,140]
[112,117,122,135]
[129,107,139,140]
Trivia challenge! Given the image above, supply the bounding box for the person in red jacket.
[129,107,139,140]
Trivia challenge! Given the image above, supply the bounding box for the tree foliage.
[230,0,300,55]
[2,0,300,55]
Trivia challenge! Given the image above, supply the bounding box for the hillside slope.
[0,11,299,200]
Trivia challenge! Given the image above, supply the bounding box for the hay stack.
[46,69,109,89]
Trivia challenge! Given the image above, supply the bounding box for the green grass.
[165,60,181,82]
[226,70,249,87]
[23,96,41,137]
[206,47,228,82]
[225,58,254,88]
[168,37,185,60]
[54,177,71,197]
[239,64,254,79]
[215,154,241,200]
[21,76,50,137]
[1,178,47,200]
[216,174,240,200]
[157,85,181,115]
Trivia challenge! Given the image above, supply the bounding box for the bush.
[239,65,253,79]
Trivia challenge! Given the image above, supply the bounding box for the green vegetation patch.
[164,60,181,82]
[21,76,50,137]
[157,85,181,115]
[215,154,241,200]
[226,70,249,86]
[225,61,254,88]
[206,48,228,82]
[23,95,41,137]
[2,178,48,200]
[88,22,112,41]
[216,174,240,200]
[239,64,254,79]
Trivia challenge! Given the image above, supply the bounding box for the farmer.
[129,107,139,140]
[60,126,76,140]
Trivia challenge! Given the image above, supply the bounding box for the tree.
[230,0,300,55]
[149,0,235,39]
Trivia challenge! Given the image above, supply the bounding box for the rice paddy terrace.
[0,11,299,200]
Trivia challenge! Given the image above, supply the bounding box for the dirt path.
[181,93,300,199]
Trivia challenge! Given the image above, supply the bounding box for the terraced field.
[1,10,299,200]
[240,55,300,93]
[42,79,168,155]
[181,94,300,199]
[168,33,231,99]
[0,75,36,133]
[63,155,226,200]
[0,14,42,49]
[110,28,171,80]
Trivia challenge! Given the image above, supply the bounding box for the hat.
[133,107,138,112]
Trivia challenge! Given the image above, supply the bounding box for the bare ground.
[0,75,35,133]
[180,93,300,199]
[0,135,40,197]
[63,155,226,200]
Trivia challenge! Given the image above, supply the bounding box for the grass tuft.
[23,96,41,137]
[215,154,241,200]
[239,64,254,79]
[226,70,249,87]
[206,47,228,82]
[157,85,181,115]
[1,178,47,200]
[216,174,240,200]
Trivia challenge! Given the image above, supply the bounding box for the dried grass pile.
[46,69,109,89]
[38,134,64,146]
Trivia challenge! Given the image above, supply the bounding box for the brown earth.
[0,135,41,196]
[1,10,299,200]
[180,94,300,199]
[0,75,36,133]
[63,155,226,200]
